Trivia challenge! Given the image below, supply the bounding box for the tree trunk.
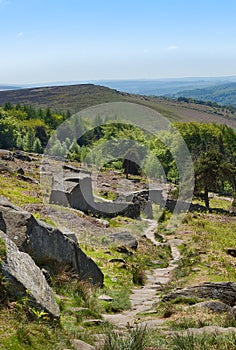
[204,186,209,208]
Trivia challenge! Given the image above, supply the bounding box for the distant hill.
[95,77,236,96]
[171,82,236,107]
[0,85,21,91]
[0,83,235,127]
[95,79,217,96]
[0,84,126,113]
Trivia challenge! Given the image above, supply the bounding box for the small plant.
[132,265,146,286]
[16,325,32,346]
[156,301,178,318]
[30,307,49,320]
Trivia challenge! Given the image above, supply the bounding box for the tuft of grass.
[145,330,236,349]
[169,332,236,350]
[103,324,148,350]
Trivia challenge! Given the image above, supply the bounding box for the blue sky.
[1,0,236,84]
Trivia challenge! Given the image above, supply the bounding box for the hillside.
[171,82,236,107]
[96,77,236,96]
[0,153,236,349]
[0,84,236,127]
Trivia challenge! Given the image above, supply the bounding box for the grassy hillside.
[172,82,236,107]
[0,84,236,127]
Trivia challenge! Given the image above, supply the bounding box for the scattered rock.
[109,258,126,264]
[98,294,113,302]
[0,163,13,173]
[226,248,236,258]
[162,282,236,306]
[16,167,24,175]
[17,174,39,184]
[116,246,133,255]
[0,149,13,161]
[192,301,232,313]
[101,183,111,188]
[191,268,201,272]
[109,231,138,250]
[94,218,109,227]
[0,197,104,286]
[70,339,95,350]
[82,319,104,326]
[13,151,31,162]
[0,231,60,318]
[67,307,89,313]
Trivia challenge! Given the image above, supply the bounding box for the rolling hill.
[0,83,235,127]
[171,82,236,107]
[95,76,236,96]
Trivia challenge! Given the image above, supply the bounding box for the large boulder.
[0,231,60,317]
[0,197,103,286]
[162,282,236,306]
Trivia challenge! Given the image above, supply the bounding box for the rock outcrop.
[0,231,60,317]
[48,167,164,219]
[109,231,138,250]
[50,173,141,219]
[0,196,103,286]
[192,300,233,313]
[162,282,236,306]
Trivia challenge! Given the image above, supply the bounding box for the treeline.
[0,103,235,207]
[0,102,71,152]
[176,96,236,114]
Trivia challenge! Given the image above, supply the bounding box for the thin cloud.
[0,0,10,5]
[167,45,179,51]
[17,32,24,37]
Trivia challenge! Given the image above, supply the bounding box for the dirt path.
[103,220,182,329]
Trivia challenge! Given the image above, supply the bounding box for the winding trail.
[103,219,182,329]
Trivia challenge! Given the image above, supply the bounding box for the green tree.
[33,137,43,154]
[16,135,23,149]
[194,150,228,208]
[22,129,35,152]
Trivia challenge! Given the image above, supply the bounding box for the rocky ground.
[0,153,236,350]
[103,220,182,329]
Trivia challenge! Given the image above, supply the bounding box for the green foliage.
[0,102,235,205]
[33,137,43,154]
[22,129,35,152]
[175,82,236,107]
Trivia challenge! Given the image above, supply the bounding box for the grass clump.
[103,324,148,350]
[145,331,236,349]
[169,332,236,350]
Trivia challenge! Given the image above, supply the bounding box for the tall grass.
[103,325,148,350]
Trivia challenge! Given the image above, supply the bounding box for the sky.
[1,0,236,84]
